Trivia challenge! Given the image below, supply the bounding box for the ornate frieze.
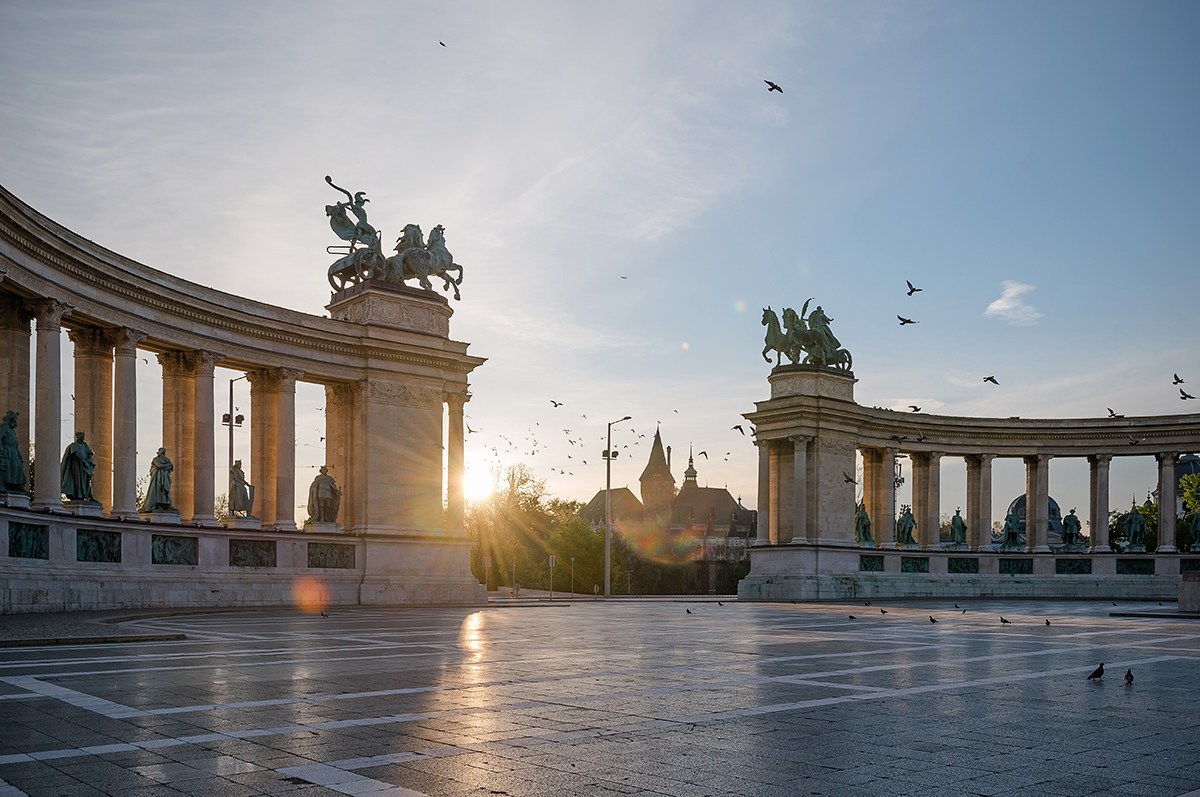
[365,380,443,408]
[328,292,451,337]
[768,368,856,401]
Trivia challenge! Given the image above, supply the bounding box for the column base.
[190,514,218,527]
[878,542,899,550]
[108,507,139,520]
[30,498,64,512]
[1026,545,1053,554]
[1,492,30,509]
[1089,546,1114,554]
[1124,544,1147,553]
[1156,545,1179,554]
[269,522,299,533]
[140,510,181,524]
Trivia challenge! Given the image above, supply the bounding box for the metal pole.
[604,415,630,598]
[570,556,575,597]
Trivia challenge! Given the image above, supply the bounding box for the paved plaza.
[0,599,1198,797]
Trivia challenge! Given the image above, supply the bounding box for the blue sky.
[1,1,1197,529]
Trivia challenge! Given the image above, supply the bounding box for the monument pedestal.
[65,500,103,517]
[1,492,29,509]
[226,517,262,530]
[140,510,180,524]
[305,521,340,534]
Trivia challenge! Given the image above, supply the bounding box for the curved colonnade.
[740,367,1200,601]
[0,185,486,611]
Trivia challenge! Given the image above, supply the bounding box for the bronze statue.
[1062,508,1083,547]
[1125,504,1147,547]
[60,431,96,502]
[0,410,26,493]
[950,508,967,544]
[854,502,874,546]
[761,299,852,370]
[896,505,916,545]
[141,448,175,512]
[307,466,341,523]
[229,460,254,517]
[1002,510,1021,548]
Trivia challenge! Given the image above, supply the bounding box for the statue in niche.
[1001,509,1022,548]
[761,299,852,370]
[1061,508,1083,548]
[307,466,342,523]
[0,410,27,493]
[1124,504,1147,547]
[950,508,967,545]
[141,448,175,512]
[854,502,874,546]
[229,460,255,517]
[895,505,917,545]
[60,431,97,502]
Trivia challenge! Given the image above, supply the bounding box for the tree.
[1180,472,1200,516]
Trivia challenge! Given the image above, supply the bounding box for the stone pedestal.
[225,517,262,530]
[140,510,180,524]
[65,500,103,517]
[304,521,340,534]
[1125,544,1147,554]
[1,492,29,509]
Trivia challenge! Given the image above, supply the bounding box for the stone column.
[31,300,69,510]
[965,454,995,550]
[1024,454,1052,553]
[0,296,33,458]
[755,440,771,545]
[911,452,941,547]
[1088,454,1113,553]
[445,392,468,536]
[158,352,196,520]
[189,351,224,524]
[272,368,302,532]
[68,327,115,509]
[110,329,146,518]
[325,381,362,532]
[877,448,899,547]
[1156,452,1179,553]
[767,441,781,544]
[861,448,878,531]
[791,435,810,543]
[249,369,281,526]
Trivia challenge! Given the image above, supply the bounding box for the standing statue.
[1124,504,1147,547]
[1002,509,1022,548]
[950,508,967,545]
[896,505,917,545]
[1189,512,1200,551]
[229,460,254,517]
[1061,508,1083,547]
[141,448,175,512]
[854,502,874,546]
[60,431,97,502]
[0,410,26,493]
[307,466,342,523]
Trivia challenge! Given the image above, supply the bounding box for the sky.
[1,1,1198,530]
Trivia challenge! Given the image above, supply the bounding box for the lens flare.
[616,518,703,565]
[292,575,331,613]
[733,298,747,313]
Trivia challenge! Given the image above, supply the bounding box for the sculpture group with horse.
[762,299,852,371]
[324,176,464,299]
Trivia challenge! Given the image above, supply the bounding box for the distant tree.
[1180,473,1200,516]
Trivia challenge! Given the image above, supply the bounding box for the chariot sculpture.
[324,176,464,299]
[762,298,852,370]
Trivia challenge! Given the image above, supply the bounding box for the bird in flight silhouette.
[909,405,921,412]
[732,424,745,435]
[905,280,922,296]
[1107,408,1123,418]
[889,434,908,443]
[764,80,783,93]
[1182,388,1196,400]
[843,471,856,484]
[898,316,918,325]
[983,376,999,385]
[1173,373,1185,384]
[551,400,562,407]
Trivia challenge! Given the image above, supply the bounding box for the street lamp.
[570,556,575,597]
[892,454,906,534]
[224,375,248,504]
[604,415,631,598]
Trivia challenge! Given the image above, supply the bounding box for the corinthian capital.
[30,298,70,329]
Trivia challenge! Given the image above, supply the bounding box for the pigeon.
[1000,616,1012,625]
[889,434,908,443]
[1128,436,1141,446]
[698,451,708,459]
[898,316,918,325]
[880,608,888,614]
[983,376,999,385]
[1172,373,1185,385]
[1107,408,1124,418]
[320,611,328,618]
[843,471,856,484]
[916,431,927,442]
[954,603,960,608]
[909,405,921,412]
[865,601,872,605]
[686,608,693,614]
[929,616,938,624]
[550,400,562,407]
[1124,669,1133,686]
[764,79,783,93]
[1182,389,1196,400]
[717,601,723,606]
[732,424,746,435]
[1112,601,1118,606]
[906,280,922,296]
[439,41,446,46]
[961,609,967,614]
[1087,663,1104,681]
[1045,619,1051,626]
[849,615,857,620]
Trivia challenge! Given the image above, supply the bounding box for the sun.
[463,457,495,502]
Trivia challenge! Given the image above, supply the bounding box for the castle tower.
[640,426,676,518]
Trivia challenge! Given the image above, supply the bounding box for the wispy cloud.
[985,280,1043,326]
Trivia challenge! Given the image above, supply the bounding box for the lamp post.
[223,375,248,505]
[892,454,906,536]
[604,415,631,598]
[570,556,575,597]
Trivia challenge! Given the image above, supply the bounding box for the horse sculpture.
[762,302,853,371]
[386,224,464,300]
[762,307,792,366]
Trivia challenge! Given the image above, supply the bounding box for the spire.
[640,426,672,481]
[683,444,697,483]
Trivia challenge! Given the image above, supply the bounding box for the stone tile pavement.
[1,597,1198,796]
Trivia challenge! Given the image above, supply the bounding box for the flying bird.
[1128,436,1141,446]
[732,424,746,435]
[1182,389,1196,400]
[1087,663,1104,681]
[916,431,927,442]
[929,616,938,624]
[849,615,857,620]
[686,608,693,614]
[1124,669,1133,686]
[843,471,856,484]
[880,608,888,615]
[888,434,908,443]
[764,79,783,93]
[909,405,921,412]
[439,41,446,47]
[898,316,918,325]
[1173,373,1185,384]
[1107,408,1123,418]
[905,280,922,296]
[697,451,708,459]
[983,376,999,385]
[550,400,562,407]
[1000,616,1012,625]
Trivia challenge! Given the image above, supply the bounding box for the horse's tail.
[325,175,354,204]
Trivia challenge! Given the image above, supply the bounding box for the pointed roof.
[683,447,697,482]
[640,426,673,482]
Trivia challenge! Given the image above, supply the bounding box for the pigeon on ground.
[1124,669,1133,686]
[320,611,328,618]
[880,609,888,615]
[954,603,960,608]
[1087,663,1105,681]
[686,608,692,614]
[929,616,938,624]
[1000,616,1012,625]
[1045,619,1051,626]
[865,600,872,606]
[849,615,857,620]
[961,609,967,614]
[717,601,723,606]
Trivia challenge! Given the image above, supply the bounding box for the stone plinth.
[304,521,339,534]
[768,364,856,401]
[140,510,180,524]
[65,500,103,517]
[327,282,452,336]
[1182,572,1200,613]
[225,517,262,530]
[1,492,29,509]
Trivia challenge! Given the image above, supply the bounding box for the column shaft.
[966,454,995,550]
[249,370,279,525]
[878,448,898,545]
[1157,453,1178,552]
[755,440,770,545]
[110,329,145,518]
[445,393,468,536]
[0,296,32,459]
[1089,454,1112,552]
[68,328,115,508]
[1025,454,1052,552]
[767,443,780,544]
[158,353,196,520]
[31,300,68,510]
[272,368,301,531]
[791,436,808,543]
[190,351,223,523]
